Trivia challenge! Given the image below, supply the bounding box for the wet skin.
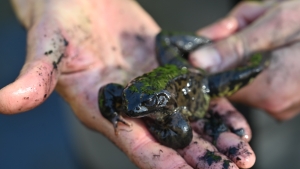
[98,31,265,149]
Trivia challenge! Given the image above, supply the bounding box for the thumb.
[0,22,67,114]
[196,1,267,40]
[190,1,300,73]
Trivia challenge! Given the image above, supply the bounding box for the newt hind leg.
[145,107,193,149]
[98,83,131,135]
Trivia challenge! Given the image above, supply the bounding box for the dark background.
[1,1,300,168]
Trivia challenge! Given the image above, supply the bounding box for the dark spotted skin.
[165,71,210,120]
[98,30,266,149]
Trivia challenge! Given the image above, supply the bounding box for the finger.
[228,1,274,29]
[217,132,255,169]
[210,98,252,142]
[192,121,255,168]
[209,100,255,168]
[197,1,270,40]
[191,124,255,168]
[191,1,300,73]
[0,59,58,114]
[192,99,252,142]
[197,16,239,40]
[178,132,239,169]
[0,22,67,114]
[191,98,255,168]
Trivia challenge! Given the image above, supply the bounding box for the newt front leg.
[98,83,131,135]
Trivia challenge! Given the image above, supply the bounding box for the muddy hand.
[190,0,300,120]
[2,0,256,168]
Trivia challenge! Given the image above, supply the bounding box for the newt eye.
[156,92,170,107]
[142,96,157,107]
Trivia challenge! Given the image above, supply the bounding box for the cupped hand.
[2,0,255,168]
[190,0,300,120]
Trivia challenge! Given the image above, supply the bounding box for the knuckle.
[226,34,248,62]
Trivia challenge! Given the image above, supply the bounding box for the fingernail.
[189,46,221,73]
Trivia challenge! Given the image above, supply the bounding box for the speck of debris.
[52,53,64,69]
[152,149,163,159]
[63,38,69,46]
[57,54,64,65]
[44,50,53,55]
[152,154,160,159]
[53,61,58,69]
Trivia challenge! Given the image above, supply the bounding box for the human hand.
[190,0,300,120]
[2,0,255,168]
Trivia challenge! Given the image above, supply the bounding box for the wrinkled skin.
[190,0,300,121]
[1,0,256,168]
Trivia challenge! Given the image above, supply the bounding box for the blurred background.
[1,0,300,169]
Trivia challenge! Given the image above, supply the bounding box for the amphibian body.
[98,31,265,149]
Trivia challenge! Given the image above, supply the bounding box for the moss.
[249,53,262,66]
[99,95,104,108]
[128,65,188,94]
[234,53,262,71]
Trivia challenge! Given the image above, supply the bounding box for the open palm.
[2,0,255,168]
